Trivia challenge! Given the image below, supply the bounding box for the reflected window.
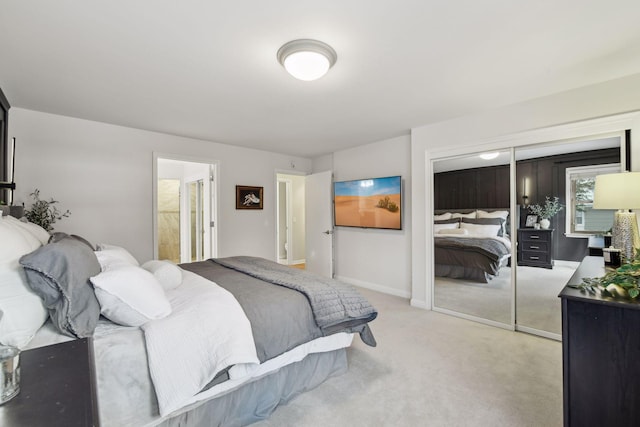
[566,163,620,234]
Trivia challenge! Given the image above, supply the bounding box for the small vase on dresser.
[539,218,551,229]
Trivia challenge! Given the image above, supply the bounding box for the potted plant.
[528,196,563,229]
[24,189,71,232]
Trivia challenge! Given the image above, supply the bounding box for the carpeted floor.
[434,261,579,334]
[253,288,563,427]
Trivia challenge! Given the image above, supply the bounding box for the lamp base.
[612,210,640,262]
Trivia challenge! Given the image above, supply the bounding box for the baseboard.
[292,258,306,265]
[336,275,411,299]
[410,298,429,309]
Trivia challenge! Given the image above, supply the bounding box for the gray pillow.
[462,217,506,236]
[435,218,460,225]
[19,237,101,338]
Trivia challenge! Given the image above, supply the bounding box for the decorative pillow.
[90,266,172,327]
[462,217,506,237]
[142,260,183,291]
[451,211,477,219]
[95,243,139,271]
[476,210,509,220]
[434,218,459,225]
[434,222,459,232]
[19,237,101,338]
[0,217,42,256]
[438,228,469,235]
[433,212,452,221]
[460,221,501,236]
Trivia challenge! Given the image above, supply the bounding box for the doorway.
[276,173,306,267]
[155,156,218,263]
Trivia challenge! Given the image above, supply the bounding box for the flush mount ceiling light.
[277,39,337,81]
[479,152,500,160]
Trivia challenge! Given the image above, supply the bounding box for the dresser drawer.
[520,250,551,264]
[521,241,549,252]
[521,231,551,242]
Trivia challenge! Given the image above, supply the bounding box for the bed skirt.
[154,348,348,427]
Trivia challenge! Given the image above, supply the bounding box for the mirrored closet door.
[432,150,513,327]
[514,136,622,337]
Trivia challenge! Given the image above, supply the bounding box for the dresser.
[0,338,99,426]
[517,228,554,268]
[559,256,640,426]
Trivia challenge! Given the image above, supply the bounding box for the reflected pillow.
[476,210,509,220]
[434,212,452,221]
[460,221,501,236]
[451,211,477,219]
[438,228,469,235]
[434,222,459,232]
[462,217,506,237]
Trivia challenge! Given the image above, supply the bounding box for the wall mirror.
[514,135,622,337]
[432,149,513,327]
[431,133,626,337]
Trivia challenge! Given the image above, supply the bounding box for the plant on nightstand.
[528,196,563,229]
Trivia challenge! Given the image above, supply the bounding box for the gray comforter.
[434,236,510,262]
[189,257,377,347]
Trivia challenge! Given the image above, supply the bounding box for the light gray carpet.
[253,288,562,427]
[434,261,579,334]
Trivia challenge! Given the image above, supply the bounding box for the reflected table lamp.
[593,171,640,262]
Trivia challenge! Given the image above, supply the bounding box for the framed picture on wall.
[236,185,263,209]
[525,214,538,228]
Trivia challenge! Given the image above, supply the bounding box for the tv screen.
[334,175,402,230]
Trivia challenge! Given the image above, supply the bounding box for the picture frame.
[236,185,263,210]
[525,214,538,228]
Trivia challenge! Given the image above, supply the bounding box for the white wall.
[332,135,411,297]
[10,108,312,262]
[411,72,640,308]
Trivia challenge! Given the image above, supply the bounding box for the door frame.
[276,176,293,264]
[274,169,306,265]
[153,152,220,261]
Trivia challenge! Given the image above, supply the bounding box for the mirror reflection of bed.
[433,207,512,325]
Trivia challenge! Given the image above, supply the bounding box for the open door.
[305,170,333,277]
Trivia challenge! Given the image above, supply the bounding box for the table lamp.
[593,171,640,262]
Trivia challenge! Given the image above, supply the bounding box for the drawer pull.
[530,235,540,239]
[529,256,540,260]
[530,245,540,249]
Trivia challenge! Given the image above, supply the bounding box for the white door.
[305,170,333,277]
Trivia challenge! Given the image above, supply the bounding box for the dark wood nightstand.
[0,338,99,426]
[517,228,554,268]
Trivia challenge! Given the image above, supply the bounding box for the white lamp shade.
[593,172,640,210]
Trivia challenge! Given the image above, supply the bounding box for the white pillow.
[90,266,171,327]
[451,211,477,219]
[0,219,41,259]
[142,260,183,291]
[95,244,140,271]
[460,222,501,236]
[0,264,49,349]
[434,222,459,232]
[433,212,452,221]
[438,228,469,235]
[3,215,50,245]
[476,210,509,220]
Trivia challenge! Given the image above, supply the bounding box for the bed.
[433,208,512,283]
[0,214,377,427]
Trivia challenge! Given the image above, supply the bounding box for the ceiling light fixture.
[479,152,500,160]
[277,39,337,81]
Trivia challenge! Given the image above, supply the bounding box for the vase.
[540,218,551,229]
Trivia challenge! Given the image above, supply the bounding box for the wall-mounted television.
[334,175,402,230]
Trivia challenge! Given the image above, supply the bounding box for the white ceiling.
[1,1,640,158]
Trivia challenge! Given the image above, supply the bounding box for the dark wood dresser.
[559,256,640,427]
[0,338,99,426]
[518,228,554,268]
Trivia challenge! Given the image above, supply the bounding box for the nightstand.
[0,338,99,426]
[517,228,554,268]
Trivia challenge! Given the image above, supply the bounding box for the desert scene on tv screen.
[334,177,401,229]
